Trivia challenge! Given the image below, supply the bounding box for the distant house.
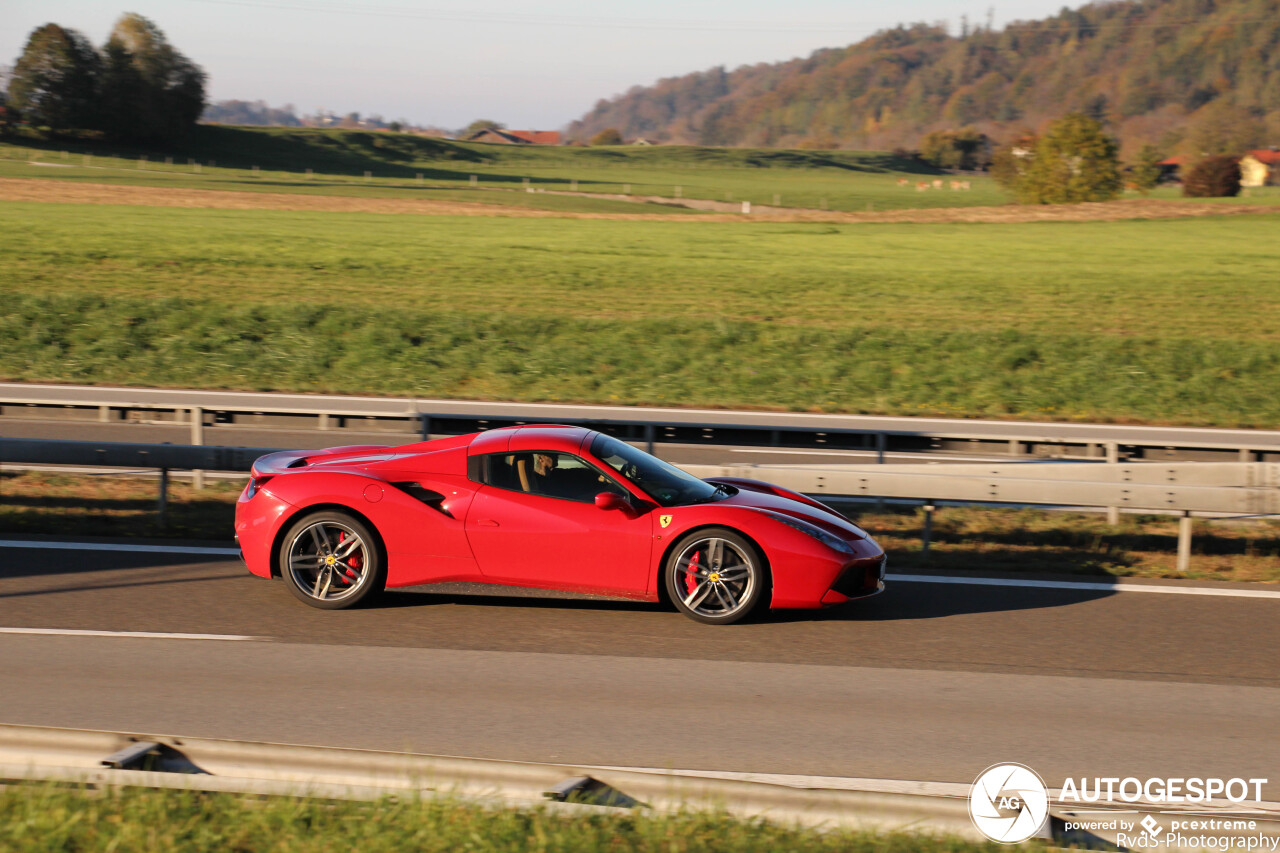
[1158,156,1185,183]
[1240,149,1280,187]
[466,128,562,145]
[633,138,654,146]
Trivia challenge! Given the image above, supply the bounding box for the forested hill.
[568,0,1280,155]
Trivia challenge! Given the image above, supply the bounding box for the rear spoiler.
[249,445,390,478]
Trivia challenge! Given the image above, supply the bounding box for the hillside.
[568,0,1280,156]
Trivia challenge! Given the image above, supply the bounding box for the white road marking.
[731,448,1018,462]
[889,573,1280,599]
[0,627,255,641]
[1,540,239,556]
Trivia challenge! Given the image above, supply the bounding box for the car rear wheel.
[664,528,767,625]
[279,510,384,609]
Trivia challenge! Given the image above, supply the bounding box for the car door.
[464,451,653,596]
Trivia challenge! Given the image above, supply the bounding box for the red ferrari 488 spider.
[235,425,885,624]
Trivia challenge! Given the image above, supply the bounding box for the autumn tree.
[1183,155,1241,197]
[998,114,1122,204]
[589,127,623,146]
[8,24,100,132]
[1182,101,1266,159]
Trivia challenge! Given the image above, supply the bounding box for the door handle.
[475,518,499,527]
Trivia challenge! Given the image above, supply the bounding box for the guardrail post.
[318,413,330,431]
[921,503,935,559]
[873,433,887,511]
[189,407,204,490]
[157,467,169,528]
[1240,448,1254,462]
[1105,441,1120,525]
[644,424,655,457]
[1177,511,1193,573]
[419,414,431,442]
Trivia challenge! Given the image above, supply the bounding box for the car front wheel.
[664,528,767,625]
[278,510,384,609]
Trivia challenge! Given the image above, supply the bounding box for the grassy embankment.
[0,126,1011,212]
[5,472,1276,581]
[2,201,1279,427]
[0,784,1019,853]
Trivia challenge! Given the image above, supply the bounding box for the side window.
[474,452,624,503]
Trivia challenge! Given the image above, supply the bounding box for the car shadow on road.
[378,583,660,614]
[376,575,1117,623]
[761,577,1116,624]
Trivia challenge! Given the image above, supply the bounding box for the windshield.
[590,434,728,507]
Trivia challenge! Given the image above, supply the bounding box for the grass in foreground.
[0,784,1024,853]
[5,472,1276,582]
[3,201,1280,426]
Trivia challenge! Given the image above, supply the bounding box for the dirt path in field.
[2,176,1275,223]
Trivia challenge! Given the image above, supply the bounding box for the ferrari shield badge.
[659,514,673,528]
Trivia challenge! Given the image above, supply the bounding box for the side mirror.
[594,491,628,511]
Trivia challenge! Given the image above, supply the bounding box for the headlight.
[771,515,855,554]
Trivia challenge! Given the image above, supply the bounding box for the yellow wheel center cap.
[324,555,337,567]
[708,572,721,583]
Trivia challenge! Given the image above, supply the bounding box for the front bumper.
[820,554,887,605]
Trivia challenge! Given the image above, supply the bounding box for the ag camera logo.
[969,763,1051,843]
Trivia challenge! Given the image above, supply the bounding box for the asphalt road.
[2,541,1277,799]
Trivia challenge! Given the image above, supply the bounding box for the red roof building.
[466,128,562,145]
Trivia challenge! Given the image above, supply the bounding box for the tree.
[99,13,205,142]
[1005,113,1122,204]
[96,39,143,141]
[1183,155,1241,197]
[589,127,623,146]
[8,24,100,132]
[1129,144,1163,194]
[1182,102,1265,159]
[919,126,990,170]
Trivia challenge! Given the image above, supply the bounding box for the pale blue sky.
[3,1,1079,130]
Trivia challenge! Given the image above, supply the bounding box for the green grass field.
[0,784,1017,853]
[0,126,1011,212]
[3,199,1278,426]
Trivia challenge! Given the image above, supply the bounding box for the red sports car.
[235,425,885,624]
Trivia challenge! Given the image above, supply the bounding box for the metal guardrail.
[3,437,1278,570]
[0,437,280,472]
[4,386,1280,463]
[0,723,983,836]
[2,724,1277,850]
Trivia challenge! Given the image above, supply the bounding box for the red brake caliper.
[337,531,360,584]
[684,550,701,596]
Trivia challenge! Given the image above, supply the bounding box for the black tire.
[664,527,768,625]
[278,510,385,609]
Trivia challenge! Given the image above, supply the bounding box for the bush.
[993,114,1122,204]
[589,127,623,146]
[1182,155,1241,197]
